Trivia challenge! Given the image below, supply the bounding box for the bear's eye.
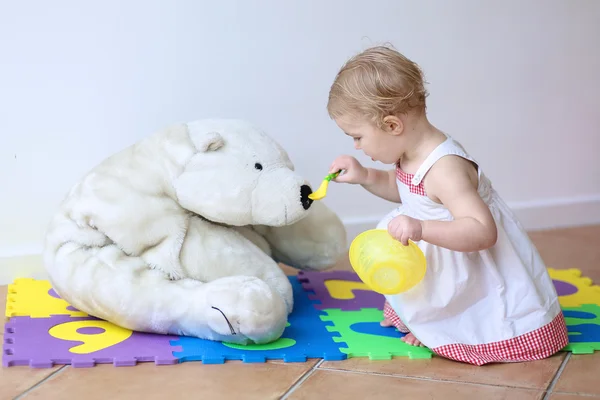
[254,163,263,171]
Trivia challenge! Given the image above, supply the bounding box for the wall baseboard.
[0,254,47,286]
[506,194,600,232]
[1,194,599,285]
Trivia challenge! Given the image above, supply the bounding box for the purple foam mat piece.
[553,280,578,296]
[298,270,385,311]
[3,315,181,368]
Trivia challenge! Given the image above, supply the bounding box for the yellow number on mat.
[324,280,371,300]
[48,320,132,354]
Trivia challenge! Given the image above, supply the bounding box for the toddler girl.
[326,45,568,366]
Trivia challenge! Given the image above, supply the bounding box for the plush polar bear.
[43,119,347,345]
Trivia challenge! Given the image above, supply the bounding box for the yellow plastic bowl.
[349,229,427,295]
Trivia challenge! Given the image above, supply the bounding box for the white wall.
[1,0,600,258]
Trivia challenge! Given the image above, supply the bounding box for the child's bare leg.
[382,301,425,347]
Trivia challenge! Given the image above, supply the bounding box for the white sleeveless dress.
[378,134,568,365]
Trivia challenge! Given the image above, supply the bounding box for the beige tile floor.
[1,225,600,400]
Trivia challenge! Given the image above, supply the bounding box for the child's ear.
[382,115,404,136]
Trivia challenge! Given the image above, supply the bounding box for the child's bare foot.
[381,317,425,347]
[402,332,425,347]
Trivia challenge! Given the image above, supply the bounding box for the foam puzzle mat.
[3,268,600,368]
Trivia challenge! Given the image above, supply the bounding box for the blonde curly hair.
[327,45,428,127]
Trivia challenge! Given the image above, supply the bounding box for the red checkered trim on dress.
[432,312,569,366]
[383,300,410,333]
[396,167,426,196]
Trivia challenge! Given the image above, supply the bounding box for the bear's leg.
[255,201,347,271]
[179,216,293,314]
[46,241,289,344]
[232,226,273,257]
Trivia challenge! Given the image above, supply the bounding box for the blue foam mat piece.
[563,309,600,343]
[170,276,347,363]
[349,321,405,339]
[567,324,600,343]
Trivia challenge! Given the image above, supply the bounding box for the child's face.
[334,116,403,164]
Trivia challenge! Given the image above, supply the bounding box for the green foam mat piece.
[319,308,433,360]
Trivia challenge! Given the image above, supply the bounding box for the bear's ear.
[197,131,225,152]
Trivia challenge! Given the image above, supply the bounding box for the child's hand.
[388,215,423,245]
[329,155,368,184]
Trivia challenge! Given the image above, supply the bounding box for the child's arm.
[361,168,400,203]
[387,155,497,252]
[421,156,498,252]
[330,155,400,203]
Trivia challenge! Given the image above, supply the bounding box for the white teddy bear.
[43,119,347,345]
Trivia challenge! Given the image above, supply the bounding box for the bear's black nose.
[300,185,313,210]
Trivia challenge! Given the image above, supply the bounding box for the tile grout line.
[542,352,571,400]
[550,393,600,398]
[279,359,324,400]
[13,365,69,400]
[317,365,544,392]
